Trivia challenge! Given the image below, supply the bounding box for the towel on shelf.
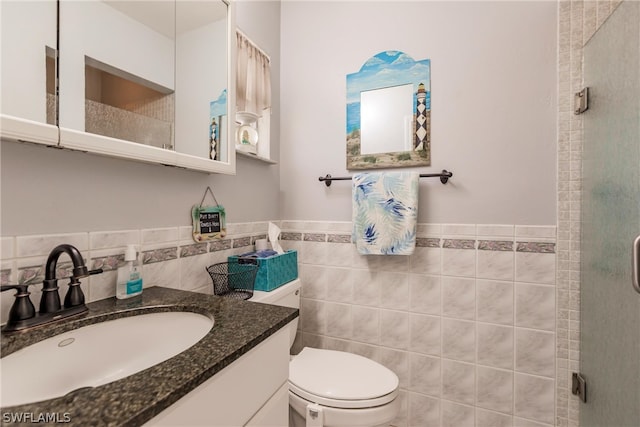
[352,171,419,255]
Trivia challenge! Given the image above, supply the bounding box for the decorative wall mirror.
[346,51,431,170]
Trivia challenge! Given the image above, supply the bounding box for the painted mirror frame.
[346,51,431,170]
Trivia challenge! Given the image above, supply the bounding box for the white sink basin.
[1,311,213,407]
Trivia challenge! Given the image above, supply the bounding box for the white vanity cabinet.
[146,323,292,427]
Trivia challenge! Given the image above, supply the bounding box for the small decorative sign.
[192,187,226,242]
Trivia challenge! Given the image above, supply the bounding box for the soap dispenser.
[116,245,143,299]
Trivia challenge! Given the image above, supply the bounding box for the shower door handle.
[633,235,640,294]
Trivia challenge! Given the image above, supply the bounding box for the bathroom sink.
[1,311,214,407]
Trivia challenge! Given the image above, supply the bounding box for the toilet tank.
[249,279,301,349]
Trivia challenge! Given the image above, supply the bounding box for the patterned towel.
[352,172,419,255]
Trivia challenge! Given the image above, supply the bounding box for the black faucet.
[1,244,102,333]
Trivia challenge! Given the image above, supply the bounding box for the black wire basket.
[206,260,258,300]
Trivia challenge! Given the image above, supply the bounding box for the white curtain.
[236,31,271,115]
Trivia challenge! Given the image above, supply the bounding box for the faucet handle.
[63,269,102,309]
[1,284,36,322]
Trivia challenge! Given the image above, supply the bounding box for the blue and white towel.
[352,172,419,255]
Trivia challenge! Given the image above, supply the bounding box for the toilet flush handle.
[306,403,323,427]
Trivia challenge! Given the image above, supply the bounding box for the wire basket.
[206,260,258,300]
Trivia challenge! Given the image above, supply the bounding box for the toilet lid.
[289,348,399,409]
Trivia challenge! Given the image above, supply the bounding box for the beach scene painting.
[347,51,431,169]
[209,89,227,161]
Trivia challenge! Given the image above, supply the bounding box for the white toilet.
[250,279,400,427]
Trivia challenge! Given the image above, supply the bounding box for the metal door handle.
[633,235,640,294]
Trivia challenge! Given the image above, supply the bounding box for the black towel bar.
[318,170,453,187]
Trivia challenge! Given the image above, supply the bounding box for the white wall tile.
[300,298,325,334]
[300,265,327,299]
[417,223,443,237]
[442,400,475,427]
[515,252,556,285]
[442,359,475,405]
[179,253,211,291]
[17,233,88,257]
[408,392,440,427]
[351,305,379,344]
[88,270,117,302]
[324,267,353,303]
[141,227,179,245]
[477,224,515,238]
[325,302,352,339]
[477,323,514,370]
[380,309,409,350]
[410,247,441,275]
[300,241,328,265]
[443,224,477,237]
[378,348,409,389]
[90,229,139,250]
[380,273,409,310]
[409,274,441,315]
[371,254,411,273]
[409,353,441,397]
[477,409,513,427]
[515,329,555,377]
[514,373,555,424]
[141,259,179,290]
[477,250,514,281]
[513,417,552,427]
[324,242,354,267]
[351,269,380,307]
[442,319,475,363]
[477,279,514,325]
[515,283,555,330]
[476,366,513,414]
[442,276,475,320]
[442,248,476,277]
[409,313,441,356]
[515,226,556,240]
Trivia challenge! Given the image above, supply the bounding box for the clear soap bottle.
[116,245,143,299]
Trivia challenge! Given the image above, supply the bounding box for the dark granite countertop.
[0,287,298,426]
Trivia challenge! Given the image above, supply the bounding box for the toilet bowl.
[250,280,400,427]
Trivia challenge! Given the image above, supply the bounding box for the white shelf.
[237,150,277,164]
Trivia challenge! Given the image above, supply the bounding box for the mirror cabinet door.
[0,0,58,144]
[58,0,176,160]
[57,0,235,174]
[175,0,229,163]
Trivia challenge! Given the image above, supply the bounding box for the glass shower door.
[580,1,640,426]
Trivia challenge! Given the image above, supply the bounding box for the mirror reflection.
[0,0,57,126]
[59,0,228,162]
[346,50,431,170]
[360,84,414,155]
[175,0,228,161]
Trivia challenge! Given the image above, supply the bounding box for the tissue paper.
[268,222,285,254]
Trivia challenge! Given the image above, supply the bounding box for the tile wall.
[556,2,620,426]
[279,221,557,427]
[0,222,270,322]
[1,220,557,427]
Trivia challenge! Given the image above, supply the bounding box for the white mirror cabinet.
[0,0,236,175]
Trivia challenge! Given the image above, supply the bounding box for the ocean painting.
[346,51,431,170]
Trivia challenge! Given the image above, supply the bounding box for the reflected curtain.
[236,31,271,115]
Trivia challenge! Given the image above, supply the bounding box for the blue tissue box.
[228,250,298,292]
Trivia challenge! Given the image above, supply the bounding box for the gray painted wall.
[0,1,282,236]
[279,1,557,225]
